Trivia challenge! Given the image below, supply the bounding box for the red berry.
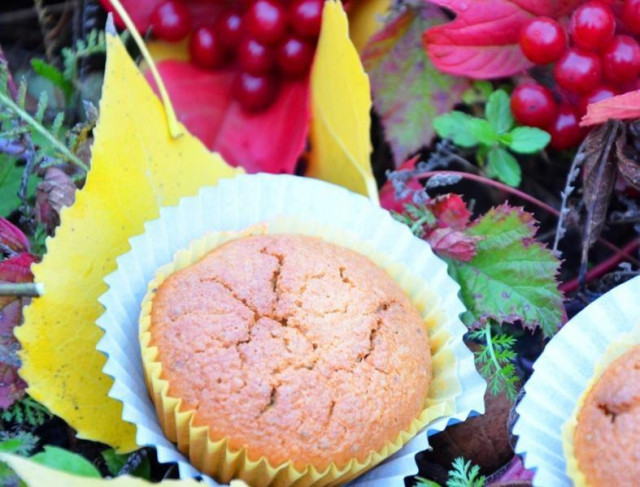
[519,17,566,65]
[290,0,323,38]
[553,48,602,94]
[238,38,276,74]
[150,1,191,42]
[215,11,244,51]
[602,35,640,85]
[510,83,558,129]
[569,1,615,51]
[190,26,227,69]
[246,0,288,45]
[236,72,279,112]
[578,85,618,116]
[623,0,640,36]
[549,105,585,150]
[277,35,315,77]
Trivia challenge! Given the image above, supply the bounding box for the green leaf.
[433,112,479,148]
[30,59,73,98]
[487,147,521,187]
[445,205,563,337]
[30,447,100,478]
[362,7,470,165]
[0,160,37,217]
[101,449,151,479]
[415,477,443,487]
[485,90,513,134]
[507,126,551,154]
[466,118,498,146]
[461,80,493,106]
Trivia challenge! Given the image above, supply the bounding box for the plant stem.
[0,282,43,297]
[484,324,502,375]
[105,0,184,140]
[413,170,640,267]
[0,92,89,172]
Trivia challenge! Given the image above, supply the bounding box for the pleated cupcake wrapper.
[140,219,460,487]
[561,322,640,487]
[96,174,487,486]
[513,275,640,487]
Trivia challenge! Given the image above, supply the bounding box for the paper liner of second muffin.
[561,322,640,487]
[139,219,462,487]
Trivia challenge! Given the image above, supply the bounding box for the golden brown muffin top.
[574,345,640,486]
[150,234,431,470]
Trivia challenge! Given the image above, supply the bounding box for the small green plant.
[31,29,107,99]
[0,431,38,486]
[469,324,519,400]
[433,90,550,187]
[446,457,486,487]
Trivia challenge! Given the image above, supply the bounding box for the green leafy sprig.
[468,324,518,400]
[433,90,550,187]
[446,457,486,487]
[1,396,51,427]
[31,29,107,98]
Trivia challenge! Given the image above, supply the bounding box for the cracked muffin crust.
[574,345,640,485]
[149,234,432,470]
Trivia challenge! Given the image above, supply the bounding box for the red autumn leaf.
[0,298,27,409]
[0,252,34,409]
[423,0,581,79]
[0,363,26,409]
[0,219,29,254]
[581,90,640,127]
[147,61,311,174]
[428,193,471,230]
[427,227,479,262]
[379,156,422,212]
[0,253,36,285]
[98,0,224,32]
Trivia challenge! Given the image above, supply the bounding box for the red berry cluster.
[512,0,640,149]
[150,0,324,112]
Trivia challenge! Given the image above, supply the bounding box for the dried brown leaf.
[580,121,621,282]
[616,123,640,190]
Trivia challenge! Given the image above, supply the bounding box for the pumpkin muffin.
[148,234,432,471]
[573,345,640,485]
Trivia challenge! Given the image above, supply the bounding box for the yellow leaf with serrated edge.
[15,29,242,452]
[348,0,391,52]
[307,0,378,204]
[0,453,248,487]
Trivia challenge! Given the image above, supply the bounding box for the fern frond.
[62,29,106,82]
[1,397,51,427]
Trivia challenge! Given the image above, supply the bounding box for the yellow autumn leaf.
[0,452,248,487]
[348,0,391,52]
[15,29,242,452]
[307,0,378,204]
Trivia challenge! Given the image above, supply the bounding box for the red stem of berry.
[560,238,640,294]
[412,170,640,268]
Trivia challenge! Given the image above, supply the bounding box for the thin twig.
[0,92,88,172]
[0,282,43,297]
[553,139,587,253]
[412,170,640,267]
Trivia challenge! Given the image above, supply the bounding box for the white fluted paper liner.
[513,275,640,487]
[96,174,486,486]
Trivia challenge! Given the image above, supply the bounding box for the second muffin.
[148,234,432,472]
[572,344,640,486]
